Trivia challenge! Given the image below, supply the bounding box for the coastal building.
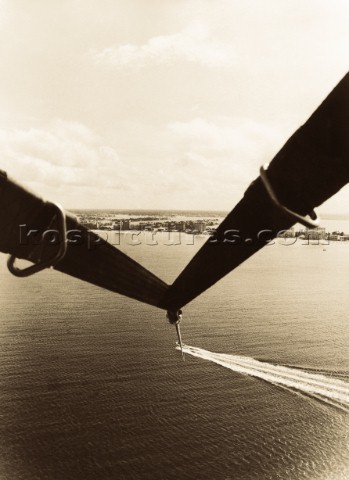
[304,227,326,240]
[121,219,130,230]
[193,221,206,233]
[328,234,340,241]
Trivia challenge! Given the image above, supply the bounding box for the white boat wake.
[179,345,349,412]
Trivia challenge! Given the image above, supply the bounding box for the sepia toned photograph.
[0,1,348,479]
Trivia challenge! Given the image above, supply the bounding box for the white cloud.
[99,115,286,210]
[1,2,349,212]
[92,23,236,69]
[0,120,131,193]
[168,116,285,183]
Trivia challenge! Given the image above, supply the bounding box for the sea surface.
[0,220,348,480]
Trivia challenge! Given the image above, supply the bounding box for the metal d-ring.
[7,202,68,277]
[260,163,319,229]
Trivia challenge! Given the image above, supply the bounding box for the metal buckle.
[260,163,319,229]
[7,202,68,277]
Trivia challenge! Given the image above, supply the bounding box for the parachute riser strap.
[0,172,169,308]
[161,72,349,310]
[0,172,68,276]
[7,202,68,277]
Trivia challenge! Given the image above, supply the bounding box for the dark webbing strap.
[0,174,168,309]
[160,72,349,311]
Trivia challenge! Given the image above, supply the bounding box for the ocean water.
[0,230,348,480]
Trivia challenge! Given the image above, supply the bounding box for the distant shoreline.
[69,208,349,221]
[74,209,349,240]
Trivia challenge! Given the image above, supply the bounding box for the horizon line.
[67,207,349,219]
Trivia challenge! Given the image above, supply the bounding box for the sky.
[0,0,349,213]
